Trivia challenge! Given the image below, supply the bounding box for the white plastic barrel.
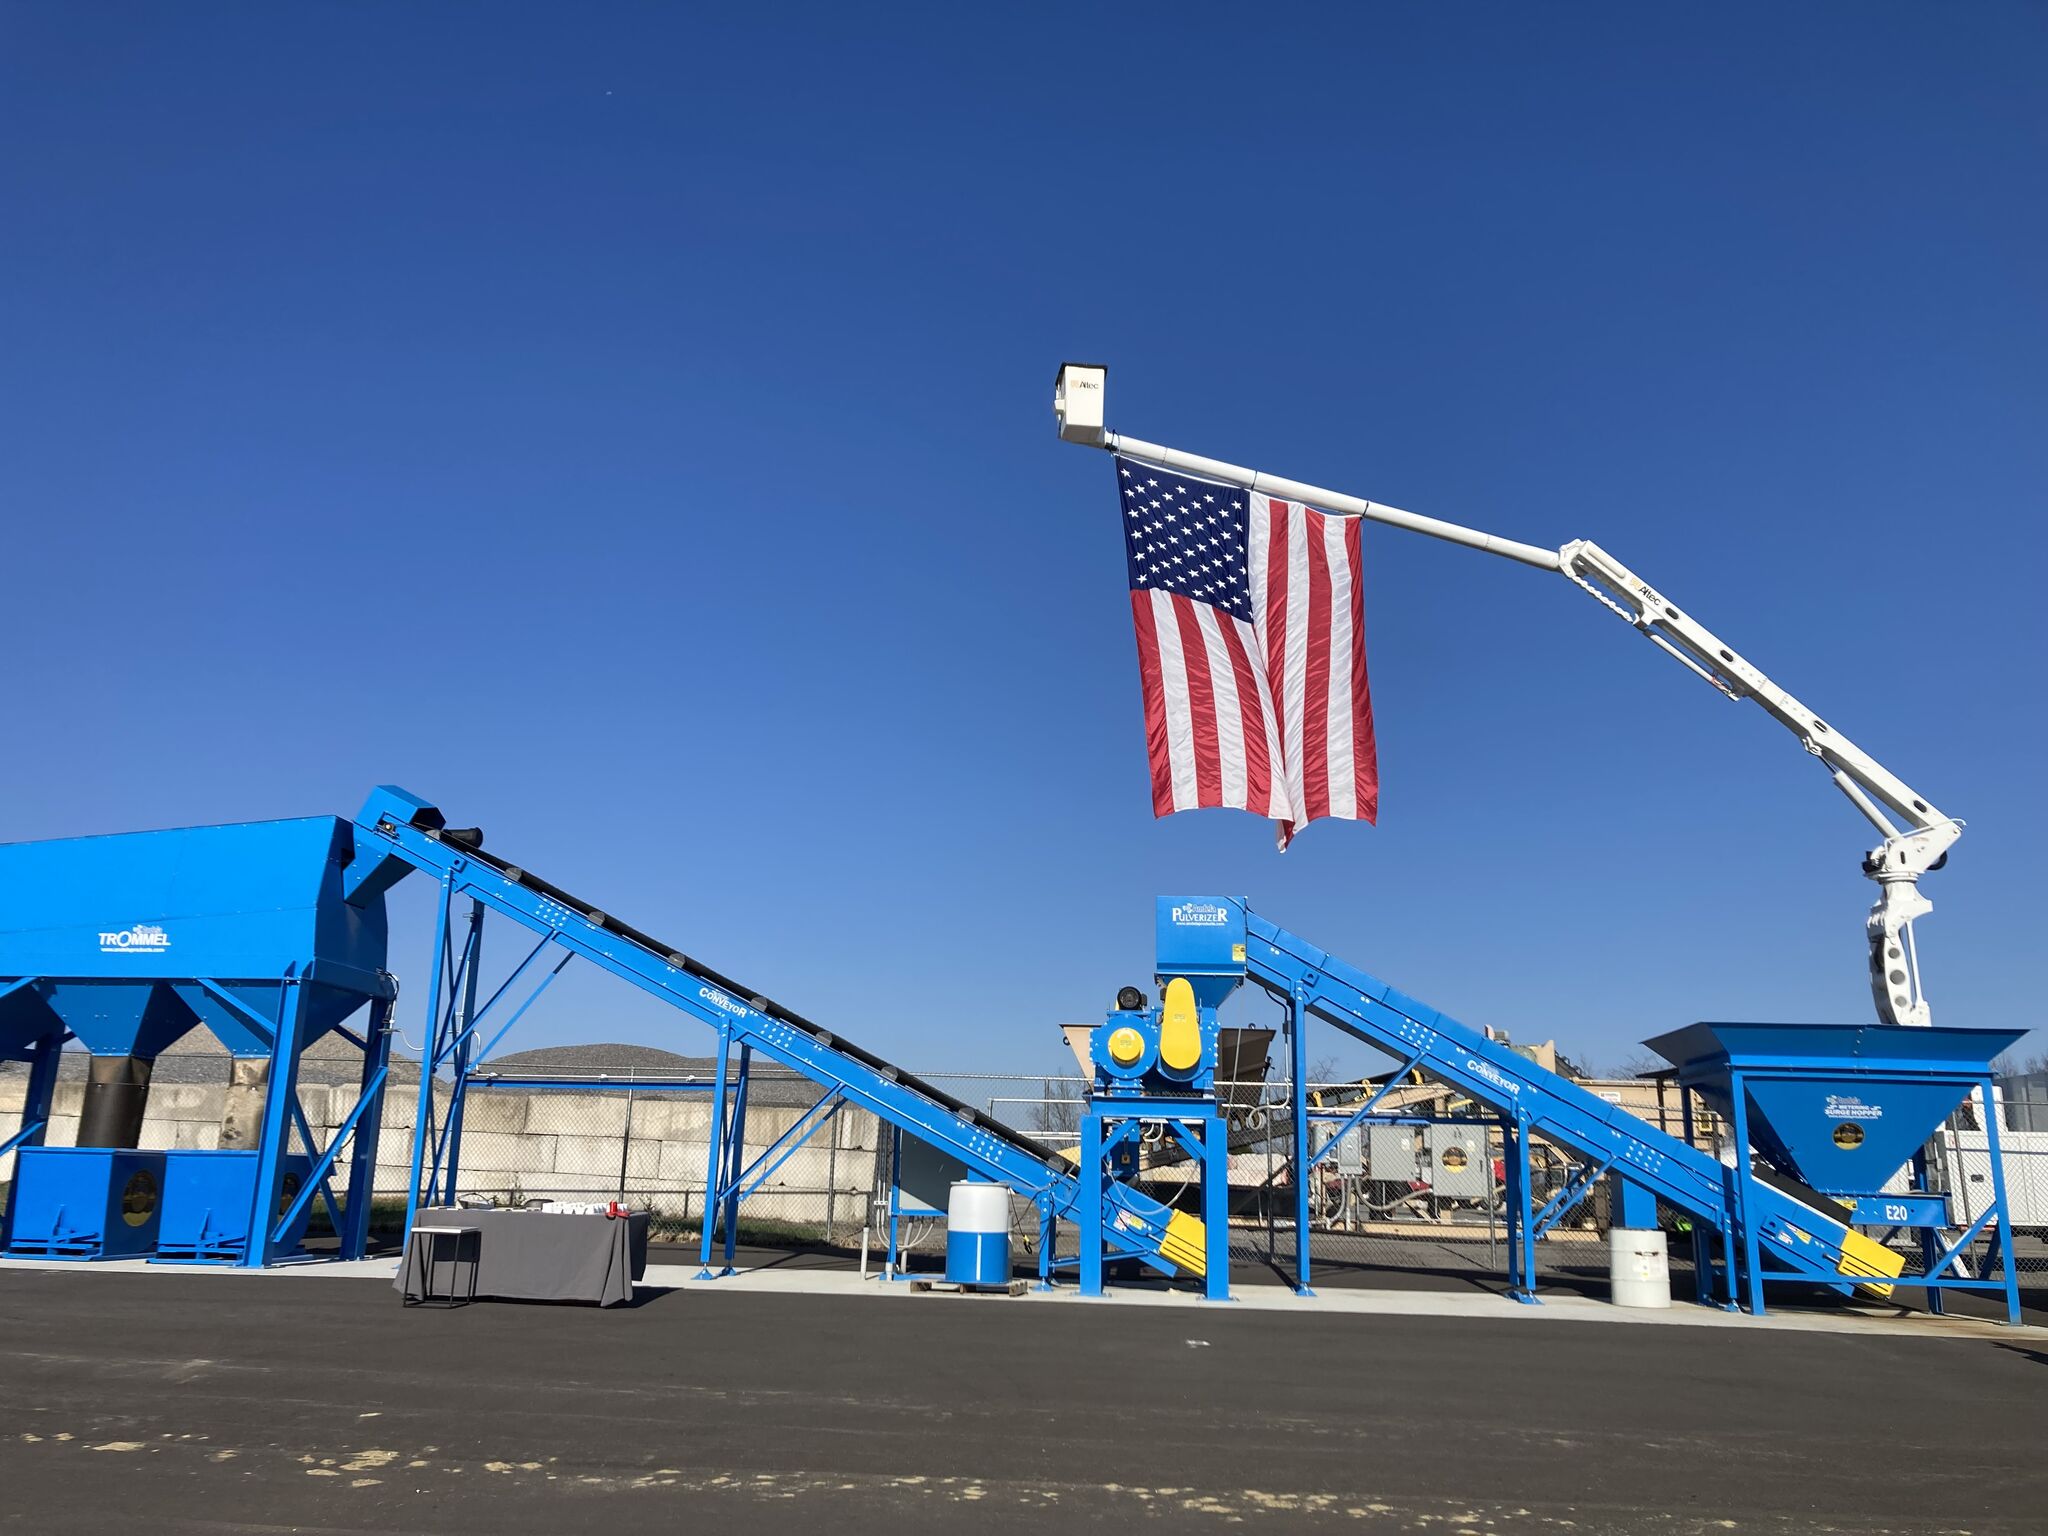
[1609,1227,1671,1308]
[946,1181,1011,1287]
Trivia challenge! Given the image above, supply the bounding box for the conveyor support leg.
[1505,1111,1538,1304]
[697,1027,734,1278]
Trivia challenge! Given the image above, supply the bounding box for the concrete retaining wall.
[0,1076,884,1231]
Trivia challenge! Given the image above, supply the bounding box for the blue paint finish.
[5,1147,166,1259]
[0,805,401,1266]
[0,814,397,1057]
[1169,896,1973,1310]
[1613,1177,1659,1230]
[155,1150,316,1263]
[1842,1192,1949,1229]
[0,817,386,994]
[1645,1021,2021,1193]
[357,789,1200,1283]
[1741,1076,1972,1192]
[946,1229,1010,1286]
[1155,896,1245,1011]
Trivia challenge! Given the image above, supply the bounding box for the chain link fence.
[5,1057,2042,1302]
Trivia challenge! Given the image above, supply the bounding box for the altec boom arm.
[1054,364,1960,1027]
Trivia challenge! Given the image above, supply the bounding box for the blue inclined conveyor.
[351,790,1207,1281]
[1219,902,1907,1298]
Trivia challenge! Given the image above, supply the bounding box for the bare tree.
[1030,1076,1084,1138]
[1602,1050,1667,1081]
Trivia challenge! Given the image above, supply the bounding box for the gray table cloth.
[399,1208,650,1307]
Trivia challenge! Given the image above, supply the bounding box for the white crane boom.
[1053,363,1960,1027]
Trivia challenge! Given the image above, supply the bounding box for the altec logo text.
[99,923,171,954]
[1171,903,1229,927]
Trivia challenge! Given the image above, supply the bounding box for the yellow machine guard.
[1836,1225,1905,1299]
[1161,1210,1208,1277]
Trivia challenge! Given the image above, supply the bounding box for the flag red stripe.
[1300,509,1333,822]
[1128,589,1175,817]
[1347,518,1379,824]
[1170,596,1224,807]
[1264,502,1290,755]
[1216,615,1272,813]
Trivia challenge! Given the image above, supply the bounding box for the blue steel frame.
[1715,1061,2021,1325]
[181,970,397,1267]
[358,792,1199,1281]
[0,975,394,1268]
[1275,976,1544,1301]
[0,1028,67,1252]
[1076,1100,1231,1301]
[390,888,971,1285]
[1162,898,1939,1314]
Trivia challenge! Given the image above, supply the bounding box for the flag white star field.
[1116,454,1378,846]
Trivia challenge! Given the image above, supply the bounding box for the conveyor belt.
[454,837,1064,1164]
[355,790,1200,1279]
[1236,906,1903,1295]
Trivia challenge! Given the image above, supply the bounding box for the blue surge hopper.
[0,816,397,1262]
[1646,1021,2025,1318]
[1645,1023,2022,1195]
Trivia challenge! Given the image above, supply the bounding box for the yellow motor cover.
[1159,977,1203,1074]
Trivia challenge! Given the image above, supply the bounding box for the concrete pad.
[3,1250,2028,1345]
[668,1262,2040,1341]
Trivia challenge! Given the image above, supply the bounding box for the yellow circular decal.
[1832,1123,1865,1150]
[120,1169,159,1228]
[1106,1026,1145,1067]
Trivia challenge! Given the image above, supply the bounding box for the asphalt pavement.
[0,1269,2039,1534]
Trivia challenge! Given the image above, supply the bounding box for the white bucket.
[1609,1227,1671,1309]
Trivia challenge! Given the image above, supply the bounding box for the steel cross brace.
[272,1056,391,1249]
[285,1094,348,1239]
[0,1118,47,1161]
[1923,1204,2002,1283]
[1306,1046,1429,1173]
[727,1092,847,1207]
[1530,1148,1619,1242]
[191,978,279,1051]
[432,930,566,1070]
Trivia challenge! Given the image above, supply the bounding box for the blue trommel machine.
[0,811,402,1265]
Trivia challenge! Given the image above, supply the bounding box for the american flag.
[1117,454,1378,846]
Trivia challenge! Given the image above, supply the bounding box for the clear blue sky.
[3,5,2042,1079]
